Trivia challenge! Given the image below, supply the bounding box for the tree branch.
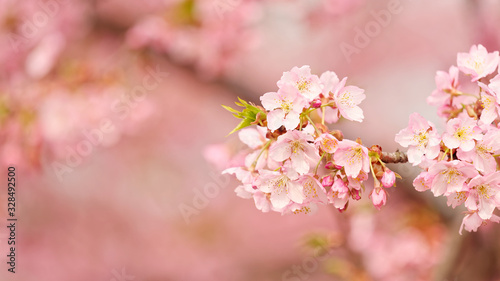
[380,150,408,163]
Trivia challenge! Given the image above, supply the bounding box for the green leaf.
[222,97,267,136]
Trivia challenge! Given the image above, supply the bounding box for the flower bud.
[350,189,361,200]
[330,130,343,141]
[371,188,387,210]
[311,99,322,108]
[381,169,396,188]
[325,161,335,169]
[321,175,334,187]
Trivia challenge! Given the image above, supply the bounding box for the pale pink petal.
[238,128,264,149]
[287,181,305,204]
[269,141,291,162]
[290,152,309,175]
[270,190,290,209]
[282,112,300,130]
[260,92,281,111]
[267,110,285,131]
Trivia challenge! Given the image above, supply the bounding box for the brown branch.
[380,150,408,163]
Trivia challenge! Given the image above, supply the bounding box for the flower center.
[274,176,289,194]
[322,138,337,151]
[303,178,318,199]
[454,127,470,141]
[339,92,354,107]
[476,144,491,157]
[291,140,303,154]
[293,206,312,214]
[296,79,310,93]
[477,184,491,199]
[347,146,363,165]
[413,131,429,147]
[281,101,292,113]
[441,168,462,184]
[482,94,494,109]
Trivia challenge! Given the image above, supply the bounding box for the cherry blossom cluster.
[224,65,402,215]
[396,44,500,233]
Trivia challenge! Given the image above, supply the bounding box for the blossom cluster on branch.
[396,44,500,233]
[223,65,401,215]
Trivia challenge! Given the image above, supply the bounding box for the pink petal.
[260,92,281,111]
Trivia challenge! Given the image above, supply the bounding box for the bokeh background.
[1,0,500,280]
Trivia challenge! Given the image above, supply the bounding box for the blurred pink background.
[1,0,500,280]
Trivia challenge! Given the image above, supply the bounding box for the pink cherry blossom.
[457,127,500,174]
[460,212,500,235]
[395,112,441,165]
[457,44,499,81]
[477,82,500,125]
[238,126,275,170]
[427,160,478,196]
[333,140,369,178]
[319,71,340,96]
[332,77,366,122]
[465,173,500,219]
[446,190,469,209]
[442,115,483,152]
[427,66,460,107]
[260,84,308,131]
[413,171,433,192]
[347,171,368,191]
[299,174,328,204]
[253,191,273,213]
[269,130,319,175]
[256,170,305,210]
[277,65,323,101]
[327,176,349,209]
[315,133,339,153]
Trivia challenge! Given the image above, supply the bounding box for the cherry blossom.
[333,140,370,178]
[269,130,319,175]
[465,173,500,219]
[327,176,350,209]
[315,133,339,153]
[260,84,308,131]
[332,77,366,122]
[457,44,499,81]
[427,160,478,197]
[457,128,500,174]
[442,115,483,152]
[277,65,323,101]
[395,112,440,165]
[256,170,305,210]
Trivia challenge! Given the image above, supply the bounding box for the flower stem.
[314,153,325,175]
[305,115,321,136]
[251,140,271,169]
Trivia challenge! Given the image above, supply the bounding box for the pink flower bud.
[321,175,334,187]
[325,161,334,169]
[371,188,387,210]
[350,189,361,200]
[311,99,322,108]
[381,169,396,188]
